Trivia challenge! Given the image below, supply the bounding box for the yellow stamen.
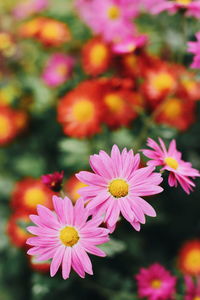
[107,5,120,20]
[104,93,124,113]
[152,72,174,92]
[90,44,108,66]
[72,100,94,123]
[24,188,47,208]
[164,157,179,170]
[151,279,162,289]
[42,23,59,39]
[0,115,11,138]
[60,226,79,247]
[193,297,200,300]
[175,0,191,5]
[185,249,200,274]
[162,98,182,119]
[56,64,67,76]
[109,179,129,198]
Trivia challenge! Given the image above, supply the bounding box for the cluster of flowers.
[135,239,200,299]
[6,138,199,279]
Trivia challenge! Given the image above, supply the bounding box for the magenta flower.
[13,0,48,20]
[27,196,109,279]
[188,32,200,69]
[135,263,177,300]
[76,145,163,232]
[112,34,147,54]
[42,53,74,87]
[41,171,64,192]
[75,0,139,43]
[184,275,200,300]
[142,138,200,194]
[144,0,200,18]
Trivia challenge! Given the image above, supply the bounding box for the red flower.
[7,212,32,248]
[0,105,18,145]
[178,240,200,276]
[82,37,112,76]
[57,80,104,138]
[11,177,55,214]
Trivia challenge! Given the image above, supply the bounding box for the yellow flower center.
[193,297,200,300]
[0,115,11,138]
[164,157,179,170]
[104,93,124,113]
[175,0,192,5]
[72,99,95,123]
[162,98,182,119]
[185,249,200,274]
[42,23,59,39]
[24,188,47,208]
[107,5,120,20]
[56,64,67,76]
[152,72,174,92]
[59,226,79,247]
[109,179,129,198]
[90,44,108,66]
[182,79,196,92]
[151,279,162,289]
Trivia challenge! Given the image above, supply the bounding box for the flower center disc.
[109,179,129,198]
[105,93,124,113]
[193,297,200,300]
[60,226,79,247]
[152,72,174,92]
[175,0,191,5]
[185,249,200,274]
[24,188,47,208]
[107,5,120,20]
[164,157,179,170]
[72,100,94,123]
[90,44,108,66]
[151,279,162,289]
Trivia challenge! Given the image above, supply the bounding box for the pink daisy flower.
[188,32,200,69]
[184,275,200,300]
[142,138,200,194]
[75,0,139,43]
[27,196,109,279]
[42,53,74,87]
[13,0,48,20]
[135,263,177,300]
[144,0,200,17]
[76,145,163,232]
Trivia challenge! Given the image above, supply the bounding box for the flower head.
[42,53,74,87]
[178,240,200,275]
[42,171,64,192]
[76,145,163,232]
[184,275,200,300]
[57,80,104,138]
[11,177,55,213]
[0,105,18,145]
[142,138,200,194]
[27,196,109,279]
[135,263,177,300]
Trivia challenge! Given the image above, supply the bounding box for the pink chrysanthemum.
[188,32,200,69]
[142,138,200,194]
[144,0,200,18]
[42,53,74,87]
[76,145,163,232]
[112,34,147,54]
[75,0,139,43]
[135,263,177,300]
[184,275,200,300]
[27,196,109,279]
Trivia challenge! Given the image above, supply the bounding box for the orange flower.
[142,64,177,108]
[64,175,87,204]
[0,105,18,145]
[178,240,200,275]
[177,71,200,101]
[82,37,112,76]
[11,178,55,214]
[57,80,104,138]
[19,17,71,47]
[14,110,29,134]
[155,96,196,131]
[7,212,32,248]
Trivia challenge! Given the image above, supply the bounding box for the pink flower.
[142,138,200,194]
[144,0,200,18]
[76,145,163,232]
[112,34,147,54]
[27,196,109,279]
[13,0,48,20]
[41,171,64,192]
[75,0,139,43]
[188,32,200,69]
[184,275,200,300]
[42,53,74,87]
[135,263,177,300]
